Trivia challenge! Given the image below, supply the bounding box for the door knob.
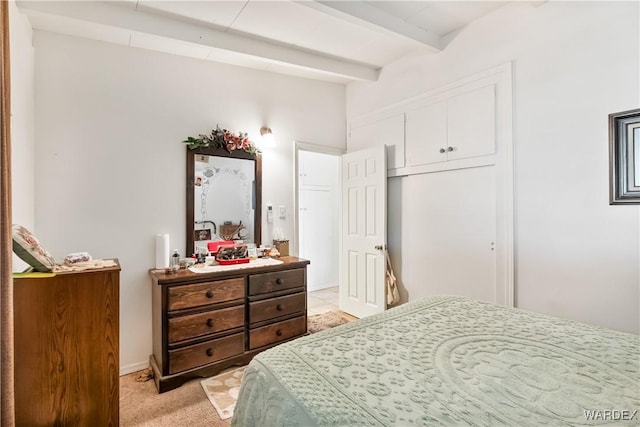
[447,146,454,152]
[374,245,383,250]
[439,148,446,153]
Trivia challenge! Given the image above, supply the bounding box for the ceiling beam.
[17,0,380,81]
[298,1,442,53]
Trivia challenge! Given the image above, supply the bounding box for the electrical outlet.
[279,206,286,219]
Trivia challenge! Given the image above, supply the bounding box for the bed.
[231,295,639,426]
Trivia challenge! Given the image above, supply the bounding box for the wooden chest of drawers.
[14,261,121,426]
[150,256,309,392]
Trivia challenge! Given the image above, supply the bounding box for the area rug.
[307,310,353,333]
[200,367,245,420]
[200,311,354,420]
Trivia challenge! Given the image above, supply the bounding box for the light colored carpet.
[120,310,355,426]
[120,370,230,427]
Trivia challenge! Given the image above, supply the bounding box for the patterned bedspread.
[231,296,640,426]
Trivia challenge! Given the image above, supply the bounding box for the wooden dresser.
[149,256,309,392]
[13,261,120,426]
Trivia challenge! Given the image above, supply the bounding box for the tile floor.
[307,286,339,316]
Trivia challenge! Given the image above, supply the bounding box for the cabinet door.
[405,100,448,166]
[447,85,496,161]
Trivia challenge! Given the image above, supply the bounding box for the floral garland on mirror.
[183,125,260,155]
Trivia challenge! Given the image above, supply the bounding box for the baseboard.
[120,360,149,376]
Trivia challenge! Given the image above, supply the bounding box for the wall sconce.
[260,126,275,147]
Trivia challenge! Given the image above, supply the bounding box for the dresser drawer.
[249,292,306,324]
[249,268,305,296]
[249,315,306,349]
[168,333,244,374]
[168,277,244,311]
[168,305,245,344]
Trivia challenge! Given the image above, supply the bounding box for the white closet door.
[300,188,335,292]
[406,165,497,302]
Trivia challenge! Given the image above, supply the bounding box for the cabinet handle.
[276,304,283,311]
[205,290,214,298]
[206,348,214,357]
[276,329,283,337]
[275,278,283,285]
[206,318,214,327]
[447,146,454,152]
[439,148,446,153]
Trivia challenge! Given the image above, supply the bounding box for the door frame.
[293,141,345,259]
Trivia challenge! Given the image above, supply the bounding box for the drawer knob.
[206,318,214,327]
[275,278,283,285]
[276,304,283,311]
[206,290,214,298]
[206,348,214,357]
[276,329,283,337]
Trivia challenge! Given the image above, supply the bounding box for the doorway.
[294,142,342,293]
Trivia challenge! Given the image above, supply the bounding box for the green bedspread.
[231,296,640,426]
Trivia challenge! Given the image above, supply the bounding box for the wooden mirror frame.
[186,146,262,256]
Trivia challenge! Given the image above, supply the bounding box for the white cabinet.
[298,150,340,292]
[405,85,496,167]
[447,85,496,161]
[300,150,333,186]
[405,101,447,166]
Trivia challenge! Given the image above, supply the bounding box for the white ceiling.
[17,1,510,84]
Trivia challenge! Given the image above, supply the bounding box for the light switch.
[266,204,273,223]
[278,206,286,219]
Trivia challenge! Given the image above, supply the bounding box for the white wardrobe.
[348,64,513,306]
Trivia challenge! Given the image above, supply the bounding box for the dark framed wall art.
[609,108,640,204]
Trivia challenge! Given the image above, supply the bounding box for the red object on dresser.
[207,240,235,254]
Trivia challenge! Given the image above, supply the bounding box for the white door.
[299,188,335,291]
[404,166,497,302]
[297,149,340,292]
[340,146,387,318]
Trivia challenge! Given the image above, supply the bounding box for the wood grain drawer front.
[169,333,244,374]
[168,278,244,311]
[168,305,245,344]
[249,292,306,324]
[249,269,305,296]
[249,315,306,349]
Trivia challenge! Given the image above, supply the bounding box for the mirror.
[186,146,262,255]
[609,108,640,204]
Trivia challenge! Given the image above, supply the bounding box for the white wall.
[9,1,35,272]
[32,31,345,372]
[348,1,639,334]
